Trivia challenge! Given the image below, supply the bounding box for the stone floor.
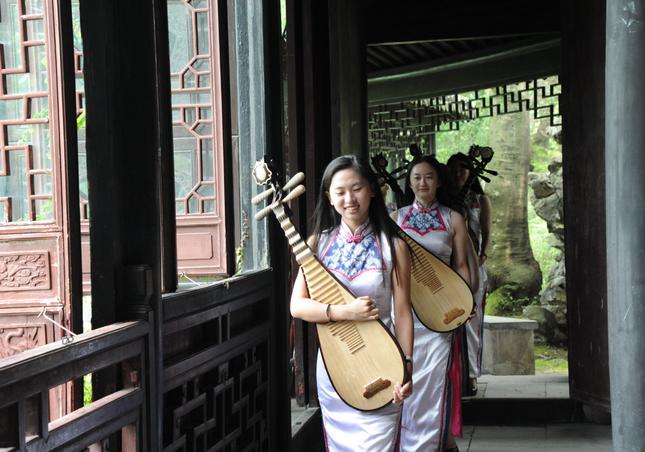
[290,374,614,451]
[472,373,571,399]
[456,424,613,452]
[456,374,612,452]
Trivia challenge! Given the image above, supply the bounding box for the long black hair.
[403,154,452,208]
[310,155,399,276]
[446,152,484,195]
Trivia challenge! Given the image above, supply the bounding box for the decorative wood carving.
[0,324,43,358]
[0,251,51,291]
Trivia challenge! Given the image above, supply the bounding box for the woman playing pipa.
[392,155,471,452]
[447,151,493,396]
[290,155,413,451]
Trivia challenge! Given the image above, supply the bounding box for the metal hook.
[38,306,77,345]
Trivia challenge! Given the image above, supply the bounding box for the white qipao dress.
[394,201,455,452]
[315,221,401,452]
[465,193,487,378]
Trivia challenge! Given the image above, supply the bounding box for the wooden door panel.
[0,238,60,299]
[176,224,224,275]
[0,0,75,417]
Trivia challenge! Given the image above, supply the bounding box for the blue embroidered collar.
[401,201,447,235]
[321,220,385,281]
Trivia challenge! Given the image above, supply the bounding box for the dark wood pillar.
[286,0,334,408]
[605,0,645,446]
[263,0,292,447]
[328,0,367,157]
[560,0,610,414]
[80,0,170,447]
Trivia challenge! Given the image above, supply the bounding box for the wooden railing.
[0,321,150,451]
[0,270,285,451]
[161,270,275,451]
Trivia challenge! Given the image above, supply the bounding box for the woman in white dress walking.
[290,155,414,452]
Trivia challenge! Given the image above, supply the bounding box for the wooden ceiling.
[362,1,562,103]
[367,36,538,73]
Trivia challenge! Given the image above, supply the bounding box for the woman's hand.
[337,296,379,321]
[392,380,412,403]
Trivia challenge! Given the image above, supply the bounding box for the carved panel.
[0,250,50,291]
[163,343,269,451]
[0,318,48,358]
[0,326,40,357]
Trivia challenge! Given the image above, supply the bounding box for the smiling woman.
[289,154,414,452]
[327,168,374,232]
[392,155,472,452]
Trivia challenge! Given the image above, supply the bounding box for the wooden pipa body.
[275,204,405,411]
[396,228,474,332]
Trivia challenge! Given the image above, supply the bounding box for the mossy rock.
[487,263,542,299]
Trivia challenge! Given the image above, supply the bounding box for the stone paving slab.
[457,425,612,452]
[476,374,570,399]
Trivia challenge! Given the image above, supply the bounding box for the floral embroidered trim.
[321,225,386,281]
[401,204,447,235]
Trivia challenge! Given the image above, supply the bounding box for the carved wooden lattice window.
[0,0,74,417]
[168,0,227,278]
[69,0,230,283]
[0,0,52,224]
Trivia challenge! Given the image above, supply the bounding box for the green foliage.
[435,116,492,163]
[528,117,562,287]
[484,289,508,315]
[527,201,560,286]
[83,373,92,406]
[485,287,533,316]
[77,111,86,130]
[435,108,562,311]
[35,199,53,221]
[530,144,556,173]
[235,244,244,274]
[534,344,568,374]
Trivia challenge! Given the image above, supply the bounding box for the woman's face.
[449,160,471,189]
[409,161,440,205]
[327,168,373,231]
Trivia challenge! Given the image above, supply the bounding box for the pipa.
[252,160,405,411]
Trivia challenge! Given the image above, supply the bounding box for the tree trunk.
[487,110,542,300]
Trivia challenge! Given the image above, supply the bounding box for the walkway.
[456,374,612,452]
[290,374,614,451]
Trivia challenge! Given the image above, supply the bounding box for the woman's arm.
[479,194,492,265]
[450,211,472,286]
[290,268,383,323]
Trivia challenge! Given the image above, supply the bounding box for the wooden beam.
[368,38,561,105]
[364,0,561,45]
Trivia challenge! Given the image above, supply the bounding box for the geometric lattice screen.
[168,0,218,217]
[369,75,561,154]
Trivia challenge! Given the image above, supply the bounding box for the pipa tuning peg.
[283,172,305,191]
